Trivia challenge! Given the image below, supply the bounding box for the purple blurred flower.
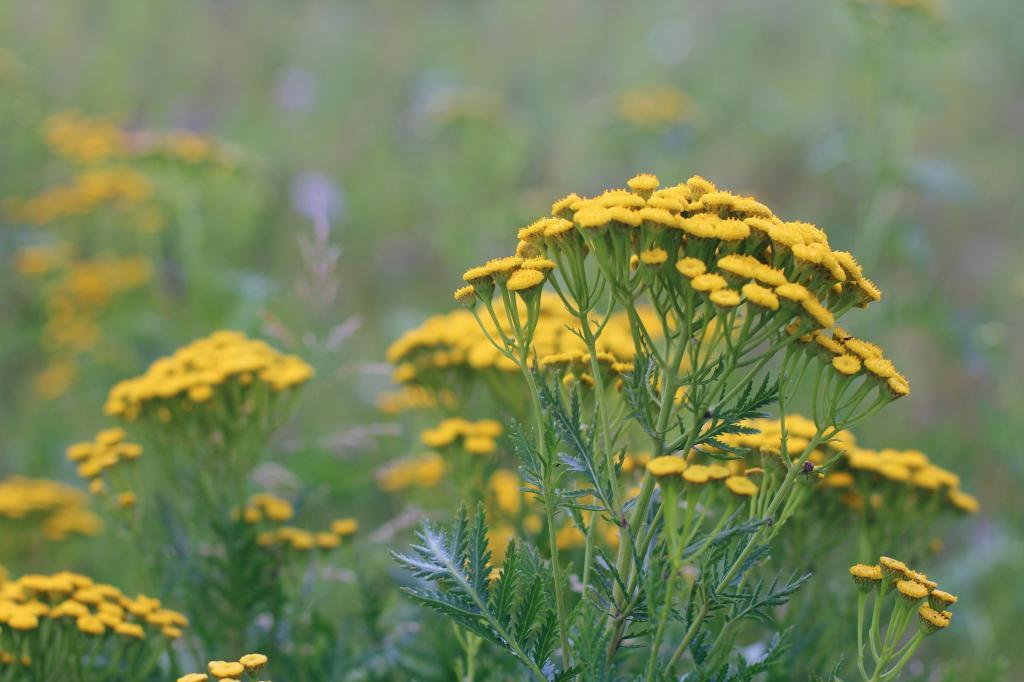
[275,67,318,113]
[290,171,344,226]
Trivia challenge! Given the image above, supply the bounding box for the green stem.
[665,596,708,670]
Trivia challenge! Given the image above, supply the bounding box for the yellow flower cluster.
[239,493,358,551]
[4,166,152,225]
[712,414,854,464]
[617,86,692,127]
[421,417,503,455]
[376,386,455,414]
[792,325,910,397]
[177,651,269,681]
[510,174,877,332]
[850,556,956,631]
[709,413,974,515]
[241,493,295,524]
[387,294,656,388]
[0,570,187,649]
[16,252,152,401]
[255,512,359,552]
[377,452,446,492]
[646,455,760,498]
[835,446,977,514]
[43,111,126,165]
[66,427,142,506]
[12,241,72,278]
[41,256,153,358]
[0,476,101,540]
[103,330,314,421]
[43,110,240,169]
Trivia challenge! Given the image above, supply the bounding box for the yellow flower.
[638,248,668,265]
[208,661,245,678]
[918,604,950,633]
[520,257,556,272]
[896,579,929,603]
[717,254,760,280]
[574,206,612,230]
[709,289,740,308]
[464,435,497,455]
[705,464,730,480]
[690,273,727,292]
[886,374,911,397]
[683,465,711,485]
[627,173,659,194]
[162,625,183,639]
[239,653,269,671]
[849,563,882,591]
[315,532,341,549]
[331,518,359,537]
[741,282,780,310]
[879,556,908,582]
[178,675,209,682]
[724,476,758,497]
[114,621,145,639]
[948,489,979,514]
[831,354,862,376]
[76,614,106,635]
[506,268,546,292]
[463,266,492,284]
[7,610,40,630]
[928,589,957,610]
[646,456,686,478]
[454,285,477,304]
[775,282,809,303]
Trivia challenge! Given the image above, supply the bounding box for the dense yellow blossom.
[104,330,313,420]
[0,569,185,668]
[387,294,660,388]
[0,476,101,540]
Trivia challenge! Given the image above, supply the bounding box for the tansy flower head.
[506,268,546,292]
[639,247,668,265]
[551,193,580,216]
[485,256,523,281]
[331,517,359,537]
[239,652,269,671]
[849,563,882,592]
[646,455,686,478]
[208,660,245,678]
[896,579,929,603]
[724,476,758,497]
[627,172,659,195]
[709,289,741,308]
[918,604,950,633]
[675,257,706,279]
[574,206,612,230]
[520,257,556,272]
[683,464,711,485]
[879,556,908,582]
[741,282,780,310]
[463,265,491,285]
[690,273,727,292]
[454,285,477,305]
[929,589,957,610]
[832,354,862,376]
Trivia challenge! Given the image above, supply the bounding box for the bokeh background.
[1,0,1021,678]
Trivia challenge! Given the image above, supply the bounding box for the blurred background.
[1,0,1021,678]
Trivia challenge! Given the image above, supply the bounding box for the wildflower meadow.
[1,1,1021,681]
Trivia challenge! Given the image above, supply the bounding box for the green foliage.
[394,504,558,679]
